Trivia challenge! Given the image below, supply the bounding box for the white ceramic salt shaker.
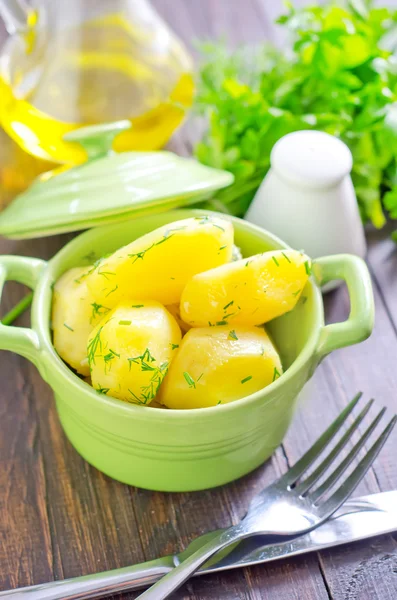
[245,131,367,274]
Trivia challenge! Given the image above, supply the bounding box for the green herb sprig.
[194,1,397,235]
[127,348,169,404]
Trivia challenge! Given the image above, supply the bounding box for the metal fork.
[137,393,396,600]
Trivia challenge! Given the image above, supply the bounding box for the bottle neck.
[0,0,31,34]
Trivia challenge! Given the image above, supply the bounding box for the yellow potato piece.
[88,301,181,405]
[159,326,283,409]
[52,267,110,375]
[86,216,234,307]
[181,250,311,328]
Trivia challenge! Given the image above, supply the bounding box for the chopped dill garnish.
[245,260,250,267]
[155,235,171,246]
[213,223,225,231]
[252,307,259,314]
[282,252,291,263]
[103,348,120,371]
[197,373,204,382]
[140,361,157,372]
[87,326,103,367]
[170,277,175,280]
[96,385,110,394]
[119,320,131,326]
[155,233,173,246]
[216,320,228,326]
[223,300,234,310]
[97,270,116,280]
[91,303,111,323]
[74,268,92,284]
[105,284,119,297]
[171,343,179,350]
[292,289,302,297]
[241,376,252,384]
[127,351,168,403]
[272,256,280,267]
[273,367,281,382]
[217,400,222,405]
[129,249,148,262]
[219,245,227,251]
[300,296,308,305]
[132,304,144,308]
[128,357,138,370]
[304,260,312,275]
[129,243,155,263]
[155,226,187,247]
[63,323,74,332]
[128,230,184,264]
[228,330,238,340]
[128,348,156,371]
[142,348,156,363]
[140,361,168,403]
[223,312,236,320]
[128,389,146,405]
[183,371,196,388]
[75,258,109,283]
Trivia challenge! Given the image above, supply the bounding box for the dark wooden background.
[1,1,397,598]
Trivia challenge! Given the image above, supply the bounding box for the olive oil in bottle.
[0,2,194,204]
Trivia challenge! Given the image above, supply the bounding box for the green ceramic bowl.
[0,210,374,491]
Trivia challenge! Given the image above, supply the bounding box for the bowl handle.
[0,255,47,368]
[314,254,374,361]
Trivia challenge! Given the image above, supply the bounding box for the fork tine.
[281,392,363,486]
[296,399,374,496]
[317,416,397,519]
[310,407,386,503]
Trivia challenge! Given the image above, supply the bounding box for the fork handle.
[0,560,172,599]
[136,526,245,600]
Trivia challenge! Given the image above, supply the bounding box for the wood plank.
[0,354,54,591]
[0,236,67,592]
[280,274,397,599]
[1,1,397,600]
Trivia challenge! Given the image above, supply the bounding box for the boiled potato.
[52,267,110,375]
[181,250,311,328]
[88,301,181,404]
[86,216,234,307]
[159,326,283,409]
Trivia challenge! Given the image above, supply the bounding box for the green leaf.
[383,189,397,218]
[193,1,397,227]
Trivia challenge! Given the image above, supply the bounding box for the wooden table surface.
[1,1,397,599]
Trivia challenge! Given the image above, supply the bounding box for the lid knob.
[64,120,131,161]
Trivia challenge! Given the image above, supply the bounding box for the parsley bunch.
[194,0,397,232]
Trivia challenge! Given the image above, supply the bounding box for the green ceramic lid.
[0,121,234,239]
